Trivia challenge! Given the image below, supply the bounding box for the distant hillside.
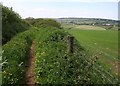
[55,18,118,25]
[55,18,118,30]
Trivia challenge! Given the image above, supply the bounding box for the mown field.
[63,25,106,30]
[66,29,118,77]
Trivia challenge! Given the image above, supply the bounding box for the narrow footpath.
[25,41,35,86]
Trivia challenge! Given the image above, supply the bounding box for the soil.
[25,41,35,86]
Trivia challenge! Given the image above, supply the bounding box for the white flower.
[18,62,23,66]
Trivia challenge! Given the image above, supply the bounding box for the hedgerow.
[2,26,119,85]
[2,5,31,44]
[34,27,94,84]
[2,27,39,84]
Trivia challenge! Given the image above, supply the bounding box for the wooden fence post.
[67,35,74,54]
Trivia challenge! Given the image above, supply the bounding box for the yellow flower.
[9,73,12,76]
[41,52,45,55]
[3,71,6,73]
[11,78,14,81]
[4,76,6,78]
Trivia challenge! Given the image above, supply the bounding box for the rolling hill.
[55,18,118,30]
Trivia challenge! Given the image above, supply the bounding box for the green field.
[63,25,106,30]
[66,29,118,76]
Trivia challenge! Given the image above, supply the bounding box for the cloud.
[19,7,89,18]
[8,7,117,20]
[0,0,118,20]
[1,0,119,3]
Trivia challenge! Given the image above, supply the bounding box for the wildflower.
[41,52,45,55]
[18,62,23,66]
[3,70,6,73]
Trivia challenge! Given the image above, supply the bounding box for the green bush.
[2,26,119,84]
[2,27,39,84]
[34,27,94,84]
[2,5,30,44]
[25,18,61,29]
[34,27,120,84]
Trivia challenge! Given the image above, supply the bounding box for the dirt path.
[25,41,35,85]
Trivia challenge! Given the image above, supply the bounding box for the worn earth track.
[25,41,35,86]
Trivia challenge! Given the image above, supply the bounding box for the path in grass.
[25,41,35,85]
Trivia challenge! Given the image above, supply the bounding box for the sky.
[0,0,119,20]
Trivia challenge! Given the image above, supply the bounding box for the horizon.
[1,0,119,20]
[24,17,118,21]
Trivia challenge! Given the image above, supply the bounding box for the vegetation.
[2,5,30,44]
[2,26,90,84]
[34,27,90,84]
[67,30,118,59]
[56,18,118,30]
[66,29,119,79]
[0,46,1,86]
[2,27,39,84]
[2,26,119,84]
[63,25,106,30]
[1,5,119,85]
[25,18,61,29]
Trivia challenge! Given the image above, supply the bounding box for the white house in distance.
[102,23,111,26]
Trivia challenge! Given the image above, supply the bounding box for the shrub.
[2,5,30,44]
[34,27,93,84]
[2,27,39,84]
[25,18,61,29]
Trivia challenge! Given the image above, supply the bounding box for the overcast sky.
[0,0,119,20]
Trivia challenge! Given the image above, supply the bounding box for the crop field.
[66,29,119,77]
[63,25,106,30]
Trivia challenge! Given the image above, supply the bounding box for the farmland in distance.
[63,24,118,77]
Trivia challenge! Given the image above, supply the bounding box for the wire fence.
[1,35,119,84]
[72,37,119,84]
